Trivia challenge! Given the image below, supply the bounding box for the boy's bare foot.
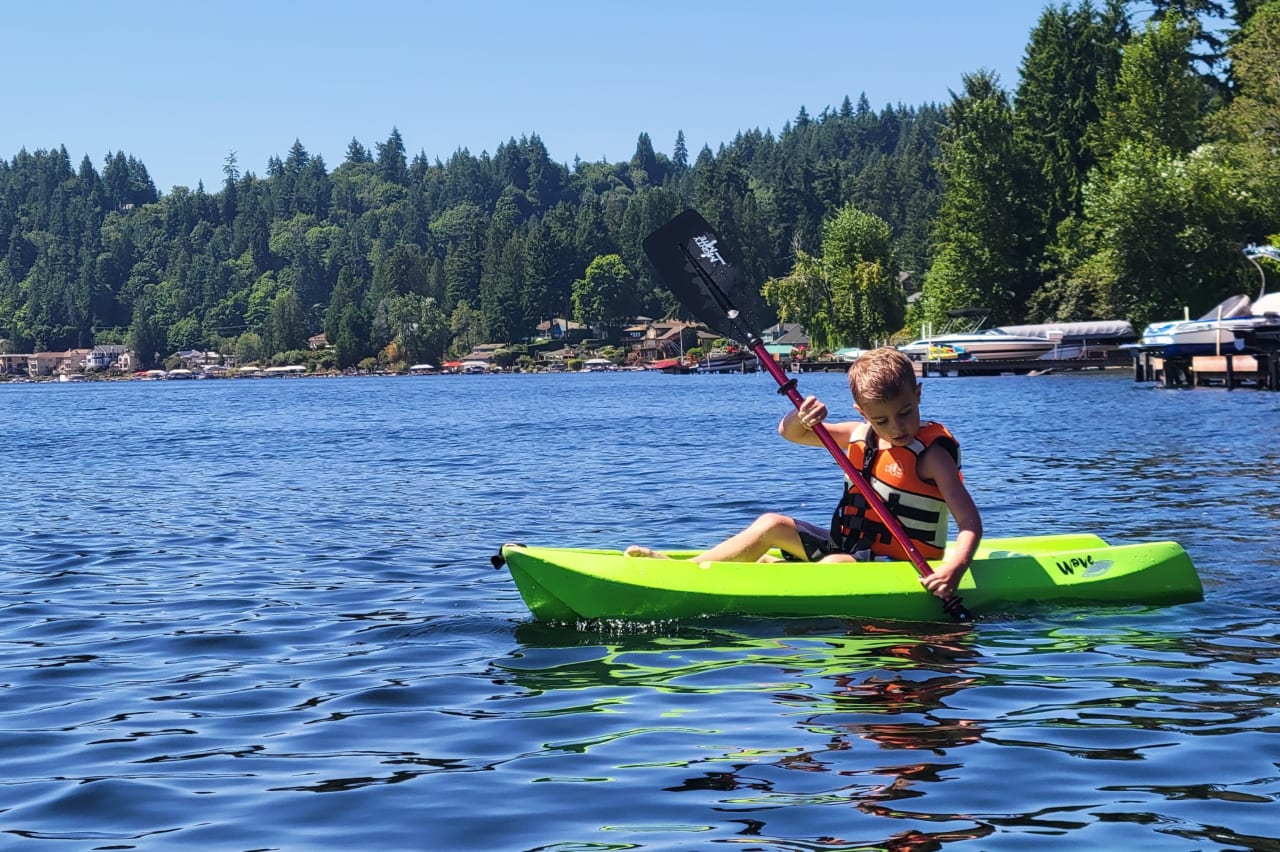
[624,546,669,558]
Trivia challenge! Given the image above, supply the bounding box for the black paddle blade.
[643,209,757,341]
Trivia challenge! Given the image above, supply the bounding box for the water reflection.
[498,612,1280,848]
[500,621,992,845]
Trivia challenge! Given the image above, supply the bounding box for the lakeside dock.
[1130,350,1280,390]
[798,352,1129,377]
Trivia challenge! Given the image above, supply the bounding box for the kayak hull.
[497,534,1203,623]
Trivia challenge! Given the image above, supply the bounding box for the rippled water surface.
[1,370,1277,850]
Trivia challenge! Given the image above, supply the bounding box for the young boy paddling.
[627,347,983,601]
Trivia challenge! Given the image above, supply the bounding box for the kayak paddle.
[642,209,972,623]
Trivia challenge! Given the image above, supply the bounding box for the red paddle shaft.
[748,340,970,621]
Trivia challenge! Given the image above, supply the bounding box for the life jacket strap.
[829,487,899,553]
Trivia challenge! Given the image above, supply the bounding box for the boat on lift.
[1133,244,1280,356]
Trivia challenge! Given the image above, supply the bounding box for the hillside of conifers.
[2,2,1278,369]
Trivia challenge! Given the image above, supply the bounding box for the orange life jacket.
[829,421,960,561]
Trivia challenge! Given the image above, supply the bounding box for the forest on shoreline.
[3,0,1278,370]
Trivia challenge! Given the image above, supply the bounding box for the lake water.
[1,369,1277,850]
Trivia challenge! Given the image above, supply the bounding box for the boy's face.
[855,385,922,447]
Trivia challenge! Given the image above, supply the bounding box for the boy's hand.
[796,396,828,430]
[921,563,966,600]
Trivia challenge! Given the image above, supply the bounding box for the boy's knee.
[752,512,793,532]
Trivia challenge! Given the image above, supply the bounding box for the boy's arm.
[919,444,983,600]
[778,395,858,446]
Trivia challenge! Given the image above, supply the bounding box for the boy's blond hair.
[847,347,916,405]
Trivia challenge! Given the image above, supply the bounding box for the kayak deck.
[497,534,1203,623]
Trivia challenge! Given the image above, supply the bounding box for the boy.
[627,347,982,602]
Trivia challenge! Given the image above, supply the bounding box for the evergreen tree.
[221,151,239,224]
[345,138,372,165]
[333,303,370,368]
[629,132,663,187]
[523,133,565,212]
[266,287,309,353]
[325,266,360,344]
[921,71,1038,325]
[672,130,689,176]
[376,128,409,185]
[1016,1,1128,232]
[127,292,167,368]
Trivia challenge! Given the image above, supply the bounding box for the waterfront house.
[0,353,30,376]
[27,351,70,377]
[622,317,655,347]
[175,349,221,368]
[86,344,134,372]
[536,318,588,344]
[632,320,716,363]
[761,322,810,365]
[460,343,505,364]
[762,323,810,348]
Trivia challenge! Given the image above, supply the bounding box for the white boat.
[996,319,1137,360]
[834,347,867,362]
[582,358,615,372]
[1134,244,1280,356]
[263,365,306,377]
[899,309,1056,361]
[695,350,760,374]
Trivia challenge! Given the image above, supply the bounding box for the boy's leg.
[626,514,824,562]
[693,513,812,563]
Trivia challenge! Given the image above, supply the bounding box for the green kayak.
[495,534,1202,623]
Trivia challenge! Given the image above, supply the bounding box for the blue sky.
[3,1,1052,192]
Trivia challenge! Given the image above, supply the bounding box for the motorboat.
[645,357,692,374]
[1136,295,1264,355]
[996,319,1137,360]
[695,350,760,374]
[899,308,1056,361]
[834,346,866,362]
[1134,244,1280,356]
